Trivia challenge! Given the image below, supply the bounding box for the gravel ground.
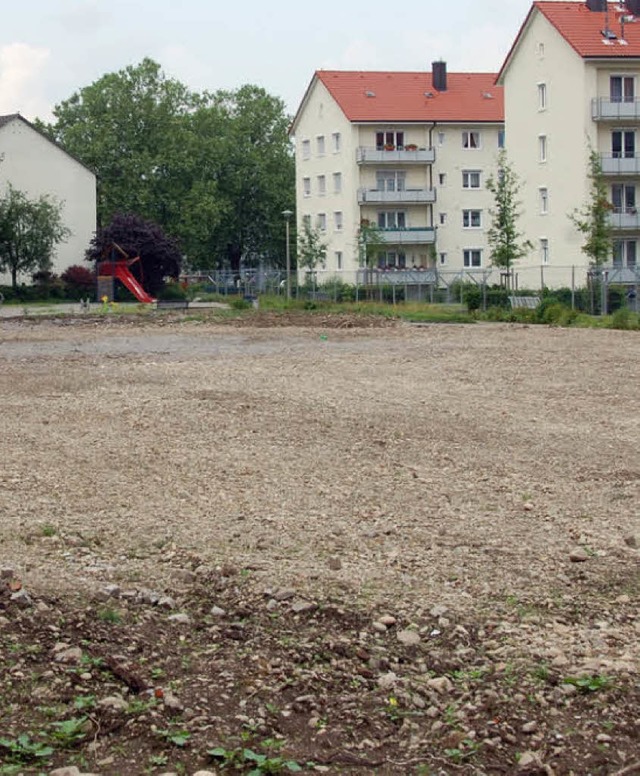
[0,313,638,775]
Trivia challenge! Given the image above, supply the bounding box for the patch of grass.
[207,745,306,773]
[39,523,57,537]
[97,606,123,624]
[48,717,89,747]
[562,674,612,694]
[156,728,191,748]
[0,734,54,764]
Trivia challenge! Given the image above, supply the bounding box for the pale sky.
[0,0,541,122]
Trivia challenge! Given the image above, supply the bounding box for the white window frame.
[463,249,482,268]
[302,214,311,230]
[462,131,481,149]
[377,211,407,229]
[335,251,343,270]
[539,135,547,163]
[303,177,311,198]
[498,129,505,149]
[539,187,548,214]
[538,82,547,111]
[462,170,482,189]
[438,172,447,186]
[439,212,447,225]
[334,211,343,231]
[437,131,446,146]
[332,132,341,153]
[316,135,325,156]
[439,252,447,265]
[540,238,549,265]
[301,140,310,161]
[463,209,482,228]
[333,172,342,194]
[317,213,327,231]
[317,175,326,196]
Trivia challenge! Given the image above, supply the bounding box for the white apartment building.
[290,64,504,284]
[499,0,640,287]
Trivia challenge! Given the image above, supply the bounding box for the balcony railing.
[608,209,640,229]
[357,187,437,204]
[601,154,640,174]
[357,268,438,285]
[379,226,436,244]
[356,146,436,164]
[592,98,640,120]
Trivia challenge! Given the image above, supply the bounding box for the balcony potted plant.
[405,143,418,151]
[384,143,395,151]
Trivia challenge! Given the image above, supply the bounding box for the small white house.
[0,113,96,283]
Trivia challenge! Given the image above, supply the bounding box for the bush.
[229,296,252,310]
[609,307,639,330]
[61,265,95,299]
[156,282,187,301]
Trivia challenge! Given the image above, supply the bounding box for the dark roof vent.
[432,60,447,92]
[586,0,607,10]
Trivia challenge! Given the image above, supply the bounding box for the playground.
[0,315,638,774]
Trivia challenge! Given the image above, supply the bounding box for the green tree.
[297,222,327,271]
[357,219,386,268]
[570,150,612,267]
[486,151,532,285]
[0,185,70,289]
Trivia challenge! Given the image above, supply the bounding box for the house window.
[334,211,343,231]
[462,170,481,189]
[302,140,310,160]
[439,212,447,225]
[538,82,547,110]
[376,170,406,191]
[462,131,481,149]
[317,175,326,196]
[439,172,447,185]
[303,177,311,197]
[333,172,342,193]
[332,132,341,152]
[539,135,547,162]
[540,238,549,264]
[439,252,447,265]
[539,187,548,214]
[335,251,343,270]
[610,75,634,103]
[379,251,406,269]
[376,131,404,150]
[463,249,482,267]
[437,131,445,145]
[613,239,637,268]
[377,211,406,229]
[612,130,635,158]
[463,209,482,228]
[302,214,311,229]
[317,213,327,231]
[612,183,636,212]
[498,129,505,149]
[316,135,325,155]
[537,42,545,58]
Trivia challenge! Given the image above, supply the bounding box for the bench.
[509,295,540,309]
[156,299,190,311]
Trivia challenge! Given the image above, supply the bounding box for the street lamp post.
[282,209,293,300]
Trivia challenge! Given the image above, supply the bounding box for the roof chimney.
[625,0,640,14]
[586,0,607,10]
[432,60,447,92]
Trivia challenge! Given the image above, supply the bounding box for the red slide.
[112,263,156,304]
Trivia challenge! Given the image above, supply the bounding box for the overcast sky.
[0,0,540,122]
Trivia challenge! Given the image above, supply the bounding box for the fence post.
[571,266,575,310]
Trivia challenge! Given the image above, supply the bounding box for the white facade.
[291,75,504,284]
[0,115,96,283]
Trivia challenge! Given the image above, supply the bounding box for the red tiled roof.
[314,71,504,123]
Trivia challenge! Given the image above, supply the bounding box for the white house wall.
[0,119,96,283]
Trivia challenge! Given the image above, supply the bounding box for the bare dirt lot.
[0,312,638,775]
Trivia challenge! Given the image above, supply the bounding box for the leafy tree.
[570,150,612,267]
[0,185,70,289]
[357,219,386,268]
[86,213,181,295]
[486,151,532,285]
[297,223,327,271]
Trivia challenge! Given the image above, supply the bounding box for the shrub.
[229,296,252,310]
[156,282,187,301]
[61,265,95,299]
[609,307,639,330]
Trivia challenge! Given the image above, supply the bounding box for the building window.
[335,251,343,270]
[612,183,636,212]
[613,239,637,268]
[316,135,325,156]
[317,213,326,231]
[302,214,311,229]
[610,75,634,103]
[498,129,505,149]
[439,172,447,185]
[437,131,445,145]
[539,135,547,162]
[439,212,447,225]
[463,131,481,149]
[538,83,547,110]
[332,132,341,152]
[377,211,406,229]
[463,249,482,267]
[379,251,406,269]
[376,170,406,192]
[612,130,636,159]
[334,211,343,231]
[537,42,545,58]
[376,131,404,150]
[540,238,549,264]
[463,209,482,228]
[539,187,548,214]
[439,252,447,265]
[333,172,342,193]
[317,175,326,196]
[303,177,311,198]
[462,170,481,189]
[302,140,310,160]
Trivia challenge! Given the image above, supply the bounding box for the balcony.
[600,154,640,174]
[356,146,436,164]
[379,226,436,244]
[357,268,438,285]
[592,98,640,120]
[357,187,437,204]
[608,209,640,229]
